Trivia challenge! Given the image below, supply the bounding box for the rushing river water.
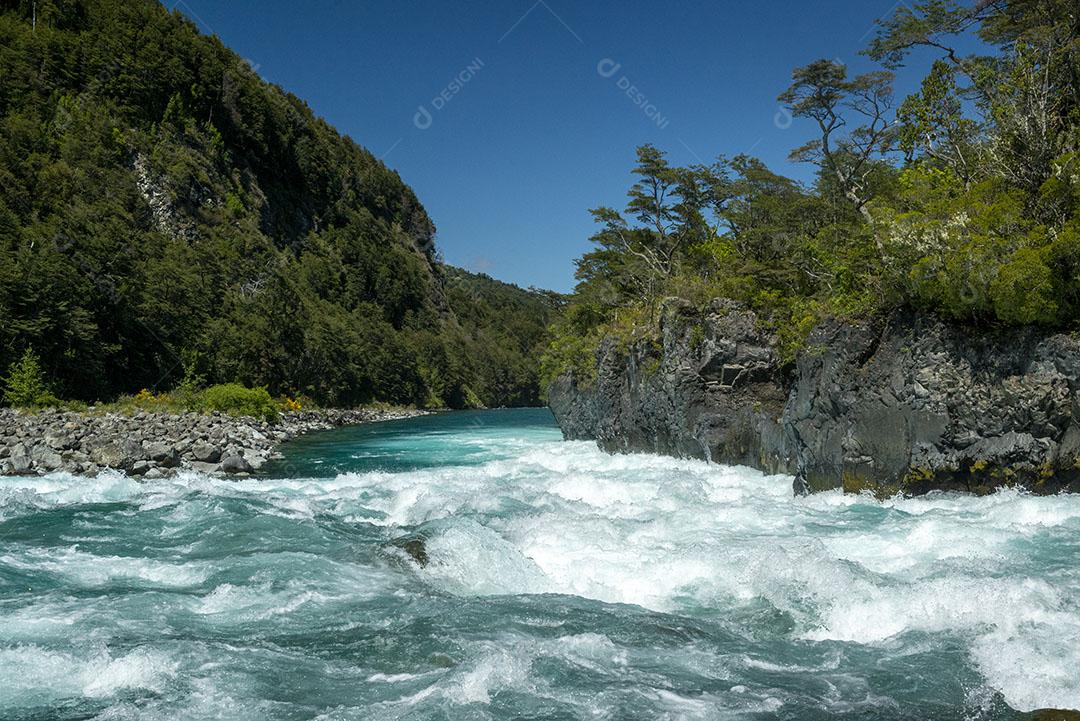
[0,408,1078,720]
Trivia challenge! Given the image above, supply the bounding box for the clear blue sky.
[169,0,948,293]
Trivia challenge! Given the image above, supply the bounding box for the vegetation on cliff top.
[0,0,560,409]
[544,0,1080,390]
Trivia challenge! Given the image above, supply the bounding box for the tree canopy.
[545,0,1080,388]
[0,0,560,408]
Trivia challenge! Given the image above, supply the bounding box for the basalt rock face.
[548,302,1080,495]
[788,312,1080,495]
[548,298,796,474]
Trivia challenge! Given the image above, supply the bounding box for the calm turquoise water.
[1,408,1078,720]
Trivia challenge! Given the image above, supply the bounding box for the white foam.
[0,645,176,708]
[422,519,552,596]
[1,546,212,588]
[3,432,1079,713]
[326,439,1080,712]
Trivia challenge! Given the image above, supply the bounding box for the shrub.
[539,328,600,395]
[991,247,1059,325]
[200,383,279,423]
[2,349,60,409]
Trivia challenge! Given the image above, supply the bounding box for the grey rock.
[31,446,63,472]
[549,298,794,473]
[43,431,76,450]
[189,442,221,464]
[786,313,1080,494]
[548,305,1080,496]
[8,443,33,474]
[89,443,125,469]
[243,452,267,471]
[219,454,252,474]
[0,406,429,479]
[143,441,180,467]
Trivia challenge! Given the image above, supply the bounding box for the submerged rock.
[391,536,429,567]
[1022,711,1080,721]
[548,304,1080,496]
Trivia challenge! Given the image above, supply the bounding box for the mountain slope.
[0,0,552,407]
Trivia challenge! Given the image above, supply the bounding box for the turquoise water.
[1,408,1078,720]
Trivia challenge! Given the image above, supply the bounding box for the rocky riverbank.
[548,298,1080,496]
[0,407,428,478]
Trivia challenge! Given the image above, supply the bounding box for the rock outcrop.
[0,407,426,478]
[787,312,1080,495]
[549,298,795,474]
[548,301,1080,495]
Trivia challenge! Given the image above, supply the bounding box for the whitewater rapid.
[0,410,1077,719]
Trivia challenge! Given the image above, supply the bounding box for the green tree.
[991,246,1058,324]
[2,348,60,408]
[779,60,898,221]
[897,59,982,185]
[0,0,552,409]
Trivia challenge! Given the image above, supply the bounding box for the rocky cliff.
[548,300,1080,495]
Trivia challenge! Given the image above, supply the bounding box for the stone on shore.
[0,407,428,479]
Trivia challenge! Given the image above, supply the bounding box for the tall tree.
[778,60,898,222]
[867,0,1079,195]
[896,59,982,185]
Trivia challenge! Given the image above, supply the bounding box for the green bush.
[199,383,279,423]
[539,328,600,396]
[2,349,60,409]
[991,247,1059,325]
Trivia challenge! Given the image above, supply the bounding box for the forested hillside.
[544,0,1079,389]
[0,0,558,408]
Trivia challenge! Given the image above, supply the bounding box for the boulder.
[8,443,33,474]
[30,445,63,472]
[143,441,180,467]
[219,454,252,474]
[89,442,125,469]
[189,442,221,464]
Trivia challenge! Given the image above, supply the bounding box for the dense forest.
[544,0,1079,389]
[0,0,559,408]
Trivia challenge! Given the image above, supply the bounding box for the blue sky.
[169,0,951,293]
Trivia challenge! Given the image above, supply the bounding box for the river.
[0,408,1077,719]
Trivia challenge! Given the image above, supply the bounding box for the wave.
[2,437,1079,713]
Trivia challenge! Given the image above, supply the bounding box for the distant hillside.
[0,0,557,407]
[443,267,563,407]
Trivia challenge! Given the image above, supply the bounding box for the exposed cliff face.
[548,302,1080,495]
[788,313,1080,495]
[549,298,795,474]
